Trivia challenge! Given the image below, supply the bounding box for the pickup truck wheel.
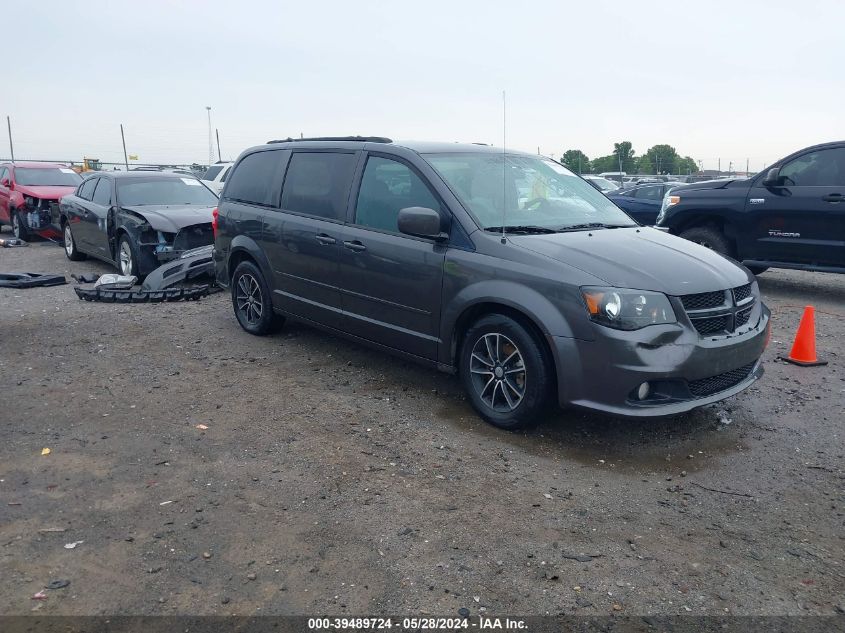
[231,261,284,335]
[679,225,732,257]
[63,222,86,261]
[12,209,30,241]
[460,314,553,430]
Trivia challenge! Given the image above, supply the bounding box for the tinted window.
[780,147,845,186]
[634,185,663,200]
[204,165,224,180]
[116,178,219,206]
[92,178,112,205]
[15,167,82,187]
[355,156,440,232]
[226,151,285,206]
[78,177,98,200]
[220,165,231,182]
[281,152,356,220]
[0,168,7,182]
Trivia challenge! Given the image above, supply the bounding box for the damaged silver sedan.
[59,172,218,277]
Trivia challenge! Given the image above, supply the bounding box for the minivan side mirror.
[0,177,10,188]
[397,207,447,241]
[762,167,783,187]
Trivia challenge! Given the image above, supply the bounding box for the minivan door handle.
[343,240,367,252]
[315,233,336,245]
[821,193,843,202]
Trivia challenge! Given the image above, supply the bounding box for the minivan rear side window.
[225,151,286,206]
[281,152,356,221]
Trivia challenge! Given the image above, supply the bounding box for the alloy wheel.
[64,225,74,256]
[12,214,21,239]
[119,241,133,275]
[469,333,526,412]
[235,273,263,325]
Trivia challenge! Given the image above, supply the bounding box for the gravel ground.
[0,234,843,617]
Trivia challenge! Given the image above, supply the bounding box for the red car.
[0,162,83,240]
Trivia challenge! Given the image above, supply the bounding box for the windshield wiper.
[557,222,635,231]
[484,225,558,234]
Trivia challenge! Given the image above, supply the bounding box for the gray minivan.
[213,137,770,429]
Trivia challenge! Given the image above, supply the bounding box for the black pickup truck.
[656,141,845,275]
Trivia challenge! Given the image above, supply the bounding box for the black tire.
[116,234,140,277]
[746,265,768,275]
[459,314,554,430]
[679,225,732,257]
[11,209,30,241]
[231,260,284,335]
[63,221,86,261]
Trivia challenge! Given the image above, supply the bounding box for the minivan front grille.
[681,290,726,311]
[688,362,756,397]
[692,316,729,335]
[733,283,752,304]
[680,283,757,338]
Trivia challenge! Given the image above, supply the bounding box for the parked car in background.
[607,181,685,224]
[583,175,620,193]
[60,172,218,277]
[214,137,769,429]
[658,141,845,275]
[598,171,626,185]
[201,162,234,193]
[0,162,83,239]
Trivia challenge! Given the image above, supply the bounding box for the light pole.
[205,106,213,167]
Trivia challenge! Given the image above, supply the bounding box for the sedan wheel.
[63,223,86,261]
[118,240,134,275]
[12,212,24,240]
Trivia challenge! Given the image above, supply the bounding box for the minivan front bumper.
[552,304,770,418]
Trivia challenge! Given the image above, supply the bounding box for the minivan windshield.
[116,177,219,206]
[15,167,82,187]
[425,153,636,232]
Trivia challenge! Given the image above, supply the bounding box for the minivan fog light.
[637,382,651,401]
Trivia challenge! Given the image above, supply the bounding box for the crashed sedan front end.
[142,223,215,264]
[118,205,216,275]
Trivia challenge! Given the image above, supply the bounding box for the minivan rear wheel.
[231,261,284,335]
[459,314,553,430]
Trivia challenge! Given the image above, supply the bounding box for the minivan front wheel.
[460,314,553,430]
[231,261,284,335]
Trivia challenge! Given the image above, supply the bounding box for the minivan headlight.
[581,287,677,330]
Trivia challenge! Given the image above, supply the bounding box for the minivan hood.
[509,227,750,295]
[16,184,78,200]
[121,204,215,233]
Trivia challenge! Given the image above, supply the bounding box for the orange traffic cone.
[782,306,827,367]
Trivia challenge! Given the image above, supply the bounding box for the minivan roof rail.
[266,136,393,144]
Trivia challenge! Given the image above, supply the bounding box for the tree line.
[562,142,699,175]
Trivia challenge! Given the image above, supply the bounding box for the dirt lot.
[1,235,843,617]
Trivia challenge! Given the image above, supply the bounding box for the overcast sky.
[6,0,843,170]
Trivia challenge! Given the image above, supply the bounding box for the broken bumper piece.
[73,285,210,303]
[142,245,214,291]
[0,273,67,288]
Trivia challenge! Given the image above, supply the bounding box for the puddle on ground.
[435,397,748,476]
